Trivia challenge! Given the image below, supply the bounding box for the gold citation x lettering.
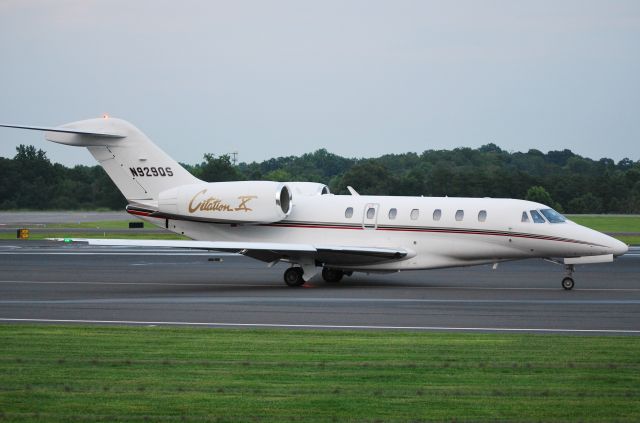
[188,189,257,213]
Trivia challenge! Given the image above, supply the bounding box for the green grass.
[565,215,640,245]
[44,220,149,230]
[616,235,640,246]
[5,219,188,240]
[567,215,640,233]
[0,325,639,422]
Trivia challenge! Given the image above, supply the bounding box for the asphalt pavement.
[1,240,638,334]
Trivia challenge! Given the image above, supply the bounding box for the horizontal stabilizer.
[2,117,201,202]
[0,123,125,138]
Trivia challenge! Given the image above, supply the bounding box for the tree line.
[1,144,639,213]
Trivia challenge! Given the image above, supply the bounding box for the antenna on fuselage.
[347,186,360,196]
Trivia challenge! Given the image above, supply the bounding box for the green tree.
[264,169,293,182]
[195,154,243,182]
[1,143,637,213]
[525,186,562,211]
[568,193,603,214]
[338,161,397,195]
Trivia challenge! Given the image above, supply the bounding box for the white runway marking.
[1,279,640,291]
[2,297,640,306]
[0,317,638,334]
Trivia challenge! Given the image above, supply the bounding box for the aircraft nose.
[611,238,629,257]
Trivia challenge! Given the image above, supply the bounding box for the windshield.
[540,208,566,223]
[530,210,546,223]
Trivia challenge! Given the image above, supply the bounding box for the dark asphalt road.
[0,241,639,334]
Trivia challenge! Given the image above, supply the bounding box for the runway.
[1,240,639,334]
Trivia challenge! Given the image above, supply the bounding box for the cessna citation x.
[0,117,628,289]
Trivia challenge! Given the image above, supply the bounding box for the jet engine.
[286,182,330,196]
[158,181,291,223]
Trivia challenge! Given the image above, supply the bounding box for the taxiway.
[0,241,638,334]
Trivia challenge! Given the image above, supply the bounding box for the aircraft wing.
[51,238,409,267]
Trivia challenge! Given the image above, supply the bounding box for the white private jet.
[0,117,628,289]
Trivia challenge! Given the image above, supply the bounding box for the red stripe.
[264,222,598,246]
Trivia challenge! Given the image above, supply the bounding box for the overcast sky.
[0,0,638,167]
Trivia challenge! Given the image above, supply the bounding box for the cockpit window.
[521,211,530,223]
[540,208,566,223]
[530,210,546,223]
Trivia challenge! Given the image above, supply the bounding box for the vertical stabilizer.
[42,118,201,203]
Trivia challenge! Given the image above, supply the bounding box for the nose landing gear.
[562,264,575,290]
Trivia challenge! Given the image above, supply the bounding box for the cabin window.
[455,210,464,221]
[432,209,442,221]
[345,207,354,218]
[410,209,420,220]
[521,211,530,223]
[540,208,566,223]
[366,207,376,219]
[478,210,487,222]
[530,210,546,223]
[388,208,397,220]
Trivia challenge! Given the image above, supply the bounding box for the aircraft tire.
[284,267,305,287]
[322,268,343,283]
[562,277,574,290]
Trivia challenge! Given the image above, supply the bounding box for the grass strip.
[0,325,638,422]
[43,220,153,230]
[567,215,640,233]
[615,235,640,245]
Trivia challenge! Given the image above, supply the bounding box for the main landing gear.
[562,264,575,290]
[322,268,344,283]
[284,267,305,287]
[283,266,348,287]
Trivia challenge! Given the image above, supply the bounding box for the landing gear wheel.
[284,267,305,287]
[322,268,344,283]
[562,277,574,290]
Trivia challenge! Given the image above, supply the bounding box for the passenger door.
[362,203,379,230]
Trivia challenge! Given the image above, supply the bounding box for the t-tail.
[0,117,201,206]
